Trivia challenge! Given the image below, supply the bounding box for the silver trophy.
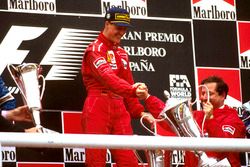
[146,149,165,167]
[7,63,56,133]
[158,88,230,167]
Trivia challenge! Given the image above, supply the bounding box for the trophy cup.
[158,88,230,167]
[7,63,57,133]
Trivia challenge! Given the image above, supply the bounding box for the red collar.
[98,33,120,50]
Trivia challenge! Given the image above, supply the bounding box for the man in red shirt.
[137,76,245,167]
[81,7,153,167]
[184,76,245,167]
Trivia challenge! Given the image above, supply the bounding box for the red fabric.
[145,95,165,118]
[81,33,143,166]
[82,94,138,166]
[185,105,245,167]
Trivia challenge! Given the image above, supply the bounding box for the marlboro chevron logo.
[238,22,250,69]
[192,0,236,21]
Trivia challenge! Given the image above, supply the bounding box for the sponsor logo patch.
[93,57,107,69]
[107,50,117,69]
[222,125,235,135]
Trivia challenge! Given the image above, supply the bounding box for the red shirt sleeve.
[145,95,165,118]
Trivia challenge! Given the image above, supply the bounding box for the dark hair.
[201,76,229,98]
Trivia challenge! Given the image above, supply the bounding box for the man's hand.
[25,127,39,133]
[6,105,32,122]
[140,112,155,125]
[202,102,214,119]
[133,82,149,100]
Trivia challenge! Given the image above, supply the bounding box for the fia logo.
[169,74,192,99]
[169,74,191,88]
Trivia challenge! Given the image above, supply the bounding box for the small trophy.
[8,63,57,133]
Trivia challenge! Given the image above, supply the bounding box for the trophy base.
[199,152,230,167]
[210,158,231,167]
[41,127,59,134]
[36,125,59,133]
[200,158,231,167]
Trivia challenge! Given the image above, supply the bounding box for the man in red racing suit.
[184,105,245,167]
[136,76,245,167]
[81,7,153,167]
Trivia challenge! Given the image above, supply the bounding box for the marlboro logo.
[192,0,236,21]
[93,57,107,69]
[193,0,234,6]
[8,0,56,14]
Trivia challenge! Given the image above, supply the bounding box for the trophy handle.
[191,84,210,107]
[7,64,28,104]
[38,74,45,100]
[139,115,165,167]
[191,84,211,137]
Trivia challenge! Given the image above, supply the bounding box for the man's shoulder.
[87,39,101,48]
[222,105,238,113]
[87,39,108,53]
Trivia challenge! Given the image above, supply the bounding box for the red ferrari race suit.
[81,33,144,167]
[185,105,245,167]
[145,95,176,167]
